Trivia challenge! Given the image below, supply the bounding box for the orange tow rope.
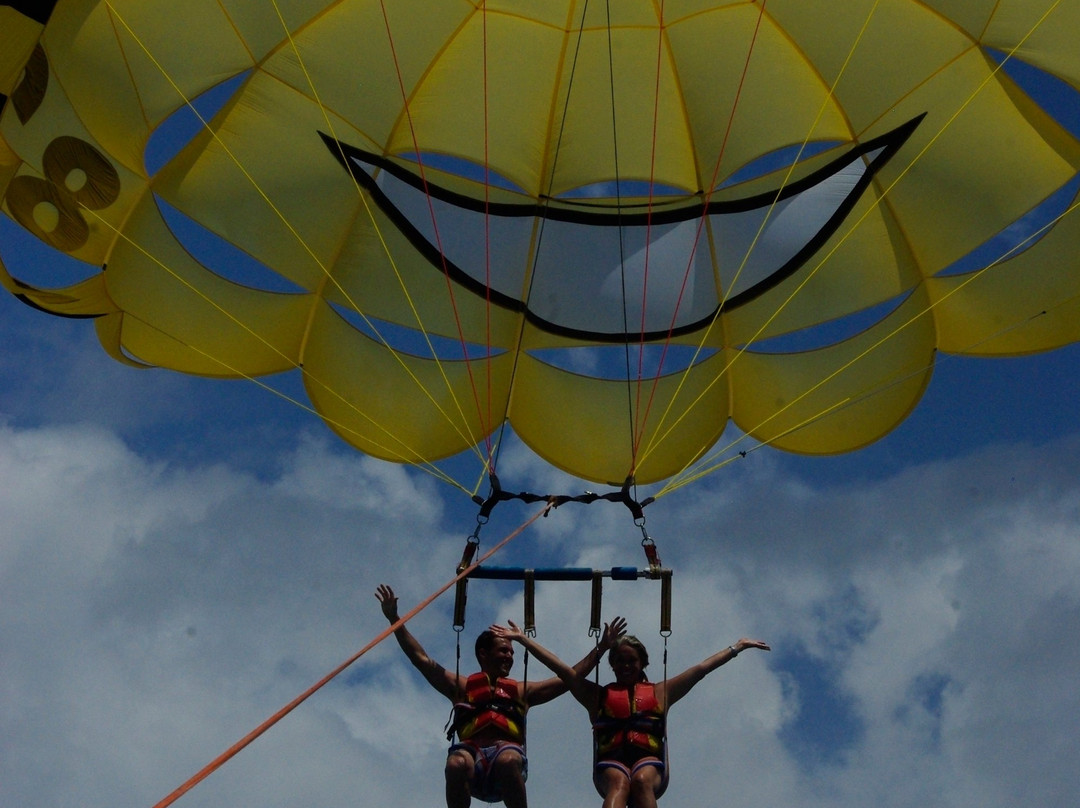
[153,503,552,807]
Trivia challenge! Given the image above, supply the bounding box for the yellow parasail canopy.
[2,0,1079,489]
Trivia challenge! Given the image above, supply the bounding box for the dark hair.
[475,629,498,661]
[608,635,650,679]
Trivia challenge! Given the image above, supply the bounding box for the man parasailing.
[376,584,622,808]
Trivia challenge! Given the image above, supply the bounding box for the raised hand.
[489,620,527,643]
[601,616,628,650]
[732,637,770,653]
[375,584,399,623]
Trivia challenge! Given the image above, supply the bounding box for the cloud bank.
[3,417,1078,808]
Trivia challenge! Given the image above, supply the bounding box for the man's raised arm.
[492,617,627,707]
[376,584,461,700]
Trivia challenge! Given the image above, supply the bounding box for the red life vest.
[593,682,665,757]
[452,672,526,743]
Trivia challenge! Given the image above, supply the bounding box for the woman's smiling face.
[609,642,646,685]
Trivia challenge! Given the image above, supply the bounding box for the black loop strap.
[524,570,536,637]
[589,571,603,637]
[472,473,654,521]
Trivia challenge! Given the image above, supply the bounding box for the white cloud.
[2,421,1079,807]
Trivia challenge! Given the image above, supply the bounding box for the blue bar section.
[468,566,645,581]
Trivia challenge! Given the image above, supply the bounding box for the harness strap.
[473,474,653,521]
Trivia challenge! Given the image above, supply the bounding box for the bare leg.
[598,768,631,808]
[491,747,527,808]
[445,749,475,808]
[627,766,662,808]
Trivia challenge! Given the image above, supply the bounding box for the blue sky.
[3,17,1080,808]
[4,292,1080,807]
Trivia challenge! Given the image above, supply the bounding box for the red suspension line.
[632,0,770,465]
[376,1,494,466]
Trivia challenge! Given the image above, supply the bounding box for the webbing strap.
[472,474,653,521]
